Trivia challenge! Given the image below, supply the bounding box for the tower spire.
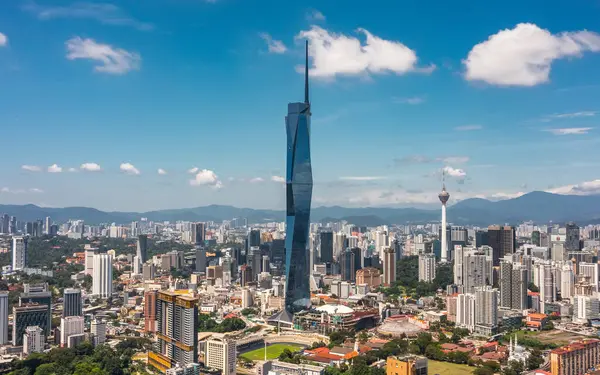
[304,40,309,104]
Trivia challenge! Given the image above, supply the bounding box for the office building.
[63,288,83,317]
[565,222,580,251]
[84,247,96,275]
[319,231,333,263]
[550,339,600,375]
[573,295,600,324]
[144,290,158,333]
[474,286,498,336]
[23,326,45,355]
[12,236,28,271]
[195,248,207,273]
[283,41,313,314]
[262,255,270,274]
[418,254,436,282]
[383,247,396,286]
[206,337,236,375]
[191,223,206,246]
[240,265,253,287]
[92,253,113,298]
[241,288,253,308]
[500,262,527,310]
[0,292,7,345]
[13,304,50,346]
[356,268,381,289]
[149,291,198,372]
[340,248,356,282]
[137,234,148,262]
[143,263,156,281]
[60,316,84,347]
[386,355,428,375]
[91,319,107,346]
[488,225,516,266]
[579,262,599,291]
[1,214,8,234]
[20,285,52,336]
[438,185,450,262]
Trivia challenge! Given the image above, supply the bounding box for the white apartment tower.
[418,254,436,282]
[23,326,45,355]
[12,236,28,271]
[92,253,113,298]
[0,292,7,345]
[206,337,236,375]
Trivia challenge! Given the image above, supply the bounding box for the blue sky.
[1,0,600,211]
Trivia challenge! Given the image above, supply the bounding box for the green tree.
[527,349,544,370]
[34,363,56,375]
[414,333,432,354]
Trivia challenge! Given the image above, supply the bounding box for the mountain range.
[1,191,600,226]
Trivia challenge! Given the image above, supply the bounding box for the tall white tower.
[439,184,450,263]
[92,254,113,299]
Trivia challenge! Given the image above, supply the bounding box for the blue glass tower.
[284,41,313,313]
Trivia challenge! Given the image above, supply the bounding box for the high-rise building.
[283,41,313,314]
[23,326,45,355]
[92,253,113,299]
[63,288,83,317]
[144,290,158,333]
[12,236,28,271]
[247,229,261,249]
[356,268,381,289]
[262,255,270,274]
[565,222,580,251]
[240,265,253,287]
[319,231,334,263]
[241,288,253,308]
[0,292,8,345]
[500,262,527,310]
[487,225,516,266]
[579,262,599,292]
[1,214,8,234]
[84,247,96,275]
[386,355,428,375]
[20,285,51,336]
[60,316,84,347]
[143,263,156,281]
[418,254,436,282]
[195,248,207,273]
[13,304,50,346]
[550,339,600,375]
[383,247,396,286]
[149,291,198,372]
[91,319,107,346]
[573,295,600,324]
[456,293,476,331]
[474,286,498,336]
[44,217,51,235]
[137,234,148,263]
[191,223,206,246]
[340,248,356,282]
[205,337,236,375]
[462,248,493,293]
[438,185,450,262]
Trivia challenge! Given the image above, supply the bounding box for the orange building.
[550,339,600,375]
[386,355,428,375]
[526,313,549,331]
[356,267,381,288]
[144,290,157,333]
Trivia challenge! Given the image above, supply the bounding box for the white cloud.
[464,23,600,86]
[297,26,433,79]
[22,165,42,172]
[188,167,199,174]
[0,187,9,193]
[546,111,596,120]
[249,177,265,183]
[443,166,467,179]
[29,188,44,193]
[271,176,285,183]
[306,9,325,22]
[47,164,62,173]
[66,37,141,74]
[489,191,525,199]
[440,156,470,164]
[339,176,387,181]
[23,2,153,31]
[1,187,44,194]
[548,179,600,195]
[120,162,140,175]
[190,169,223,189]
[0,33,7,47]
[545,127,592,135]
[68,167,78,172]
[454,124,482,131]
[157,168,167,175]
[259,33,287,54]
[393,96,425,105]
[80,162,101,172]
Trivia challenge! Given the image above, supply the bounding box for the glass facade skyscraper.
[284,41,313,313]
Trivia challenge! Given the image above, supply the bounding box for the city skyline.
[2,0,600,211]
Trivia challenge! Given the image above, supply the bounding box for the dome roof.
[316,304,354,315]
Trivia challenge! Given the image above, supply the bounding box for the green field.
[240,343,304,361]
[428,360,474,375]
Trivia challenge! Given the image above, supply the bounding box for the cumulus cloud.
[23,1,153,31]
[297,26,434,79]
[306,9,325,22]
[393,96,425,105]
[545,127,592,135]
[0,33,7,47]
[190,169,223,189]
[66,37,141,74]
[443,166,467,179]
[157,168,167,175]
[80,162,101,172]
[454,124,482,131]
[120,163,140,175]
[259,33,287,54]
[249,177,265,183]
[271,176,285,183]
[22,165,42,172]
[464,23,600,86]
[339,176,387,181]
[548,179,600,195]
[188,167,199,174]
[47,164,62,173]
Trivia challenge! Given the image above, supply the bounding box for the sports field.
[240,343,304,361]
[428,360,473,375]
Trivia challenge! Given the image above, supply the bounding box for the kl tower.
[438,180,450,263]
